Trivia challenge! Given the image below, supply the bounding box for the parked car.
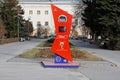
[19,37,25,42]
[19,35,26,42]
[48,34,56,38]
[76,35,88,41]
[25,36,30,40]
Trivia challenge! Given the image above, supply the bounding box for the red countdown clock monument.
[42,4,79,68]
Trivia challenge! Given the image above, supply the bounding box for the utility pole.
[17,17,20,40]
[16,14,21,41]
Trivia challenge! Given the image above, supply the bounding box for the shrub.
[106,38,120,50]
[115,40,120,50]
[47,38,55,43]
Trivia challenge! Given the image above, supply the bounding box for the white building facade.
[19,0,82,36]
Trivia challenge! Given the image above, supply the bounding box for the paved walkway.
[1,39,120,80]
[70,40,120,67]
[70,40,120,80]
[0,39,89,80]
[0,39,45,62]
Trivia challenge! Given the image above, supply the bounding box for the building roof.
[19,0,82,3]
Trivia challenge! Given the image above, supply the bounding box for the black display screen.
[59,26,66,32]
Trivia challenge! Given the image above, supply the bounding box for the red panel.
[51,4,73,62]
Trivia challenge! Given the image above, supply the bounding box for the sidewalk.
[0,39,45,62]
[70,40,120,67]
[0,39,120,80]
[0,62,89,80]
[0,39,89,80]
[69,40,120,80]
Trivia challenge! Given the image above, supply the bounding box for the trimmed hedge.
[47,38,55,43]
[98,38,120,50]
[0,38,18,44]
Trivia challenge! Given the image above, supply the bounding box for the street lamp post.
[16,14,21,41]
[27,17,31,37]
[17,17,20,40]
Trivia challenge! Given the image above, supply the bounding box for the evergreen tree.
[0,0,18,37]
[82,0,120,49]
[0,0,25,38]
[95,0,120,39]
[82,0,97,39]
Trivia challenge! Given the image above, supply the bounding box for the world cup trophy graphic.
[60,42,64,50]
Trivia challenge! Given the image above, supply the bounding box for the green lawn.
[16,48,39,58]
[16,38,104,61]
[17,48,104,61]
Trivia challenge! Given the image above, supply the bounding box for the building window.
[37,21,41,27]
[29,10,33,15]
[45,21,49,26]
[45,10,48,15]
[37,10,41,15]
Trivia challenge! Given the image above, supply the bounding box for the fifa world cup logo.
[60,42,64,50]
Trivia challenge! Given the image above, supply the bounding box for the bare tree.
[37,26,44,37]
[0,17,7,39]
[37,25,50,38]
[25,21,33,36]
